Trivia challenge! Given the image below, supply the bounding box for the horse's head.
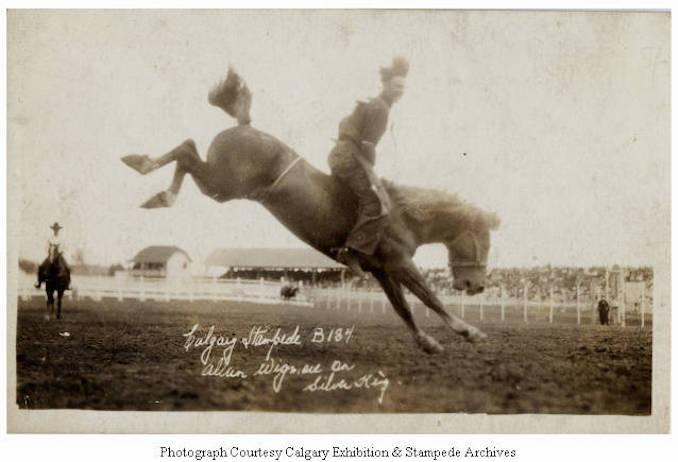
[445,211,500,296]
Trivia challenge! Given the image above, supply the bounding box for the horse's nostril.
[477,286,485,294]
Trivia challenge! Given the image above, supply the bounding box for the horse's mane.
[383,180,500,232]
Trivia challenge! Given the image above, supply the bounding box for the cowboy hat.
[50,222,63,231]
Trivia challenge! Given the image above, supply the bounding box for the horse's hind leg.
[122,139,195,174]
[372,270,444,354]
[395,262,486,342]
[121,140,206,208]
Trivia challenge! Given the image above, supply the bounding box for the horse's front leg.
[372,269,444,354]
[395,262,486,343]
[57,290,63,320]
[46,289,54,316]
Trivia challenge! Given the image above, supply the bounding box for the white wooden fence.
[18,274,313,307]
[306,284,650,328]
[18,274,649,327]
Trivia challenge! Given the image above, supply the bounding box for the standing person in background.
[597,296,610,325]
[328,56,409,275]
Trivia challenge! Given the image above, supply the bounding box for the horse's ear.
[486,212,501,230]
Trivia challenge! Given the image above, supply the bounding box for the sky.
[7,10,670,269]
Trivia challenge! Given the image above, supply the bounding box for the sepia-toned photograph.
[6,9,670,433]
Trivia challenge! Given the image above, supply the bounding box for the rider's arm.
[356,98,389,164]
[359,98,389,145]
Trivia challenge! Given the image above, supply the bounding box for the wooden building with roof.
[130,246,192,279]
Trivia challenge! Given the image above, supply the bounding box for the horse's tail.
[208,68,252,126]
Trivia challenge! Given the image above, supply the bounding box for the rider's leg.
[35,258,48,288]
[342,169,386,254]
[329,147,388,275]
[331,156,385,245]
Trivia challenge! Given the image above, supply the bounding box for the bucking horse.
[122,69,500,353]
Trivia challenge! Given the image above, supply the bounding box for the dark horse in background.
[122,69,500,354]
[35,247,70,320]
[280,284,300,301]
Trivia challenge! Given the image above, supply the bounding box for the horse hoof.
[140,190,176,208]
[121,154,155,174]
[415,333,444,354]
[464,327,488,343]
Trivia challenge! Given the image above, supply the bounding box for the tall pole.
[523,281,529,323]
[605,268,610,302]
[479,292,484,322]
[576,280,582,325]
[641,281,646,328]
[460,291,465,319]
[549,286,554,324]
[501,285,506,322]
[620,268,626,327]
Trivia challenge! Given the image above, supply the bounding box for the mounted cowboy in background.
[35,222,71,291]
[35,222,72,320]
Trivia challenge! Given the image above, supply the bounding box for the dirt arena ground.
[15,297,651,414]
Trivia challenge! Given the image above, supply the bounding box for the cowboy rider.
[35,222,72,290]
[328,56,408,275]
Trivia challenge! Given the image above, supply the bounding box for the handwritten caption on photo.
[182,324,389,404]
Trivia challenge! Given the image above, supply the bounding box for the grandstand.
[205,248,347,285]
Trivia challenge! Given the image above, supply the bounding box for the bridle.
[449,231,486,269]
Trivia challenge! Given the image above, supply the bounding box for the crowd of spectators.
[219,264,653,305]
[422,265,653,303]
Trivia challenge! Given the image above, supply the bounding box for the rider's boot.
[34,281,41,289]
